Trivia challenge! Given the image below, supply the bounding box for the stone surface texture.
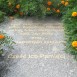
[0,17,77,77]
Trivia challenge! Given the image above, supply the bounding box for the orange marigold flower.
[47,1,52,6]
[56,9,60,13]
[0,34,5,39]
[72,12,77,17]
[65,1,69,6]
[16,4,20,9]
[72,41,77,47]
[61,1,65,5]
[47,8,51,11]
[19,12,24,16]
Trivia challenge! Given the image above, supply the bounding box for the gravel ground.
[0,17,77,77]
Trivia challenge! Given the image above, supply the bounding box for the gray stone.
[0,61,6,71]
[0,17,77,77]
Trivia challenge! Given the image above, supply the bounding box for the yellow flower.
[65,2,69,6]
[16,4,20,9]
[72,12,77,17]
[61,1,65,5]
[0,34,5,39]
[72,41,77,47]
[47,8,51,11]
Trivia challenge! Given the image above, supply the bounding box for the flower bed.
[63,0,77,60]
[0,0,69,19]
